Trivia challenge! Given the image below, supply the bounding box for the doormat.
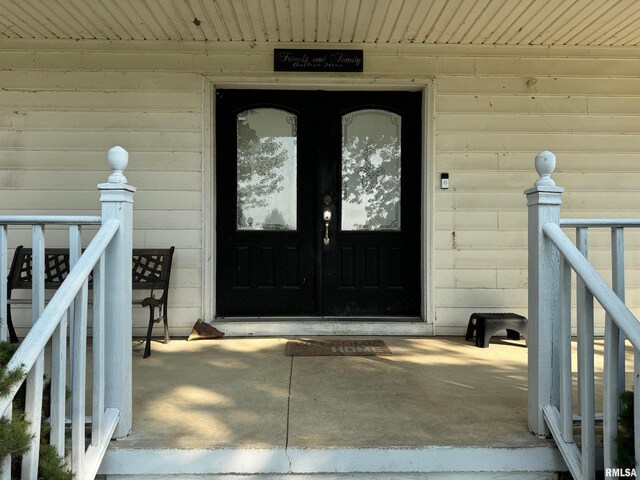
[285,339,392,357]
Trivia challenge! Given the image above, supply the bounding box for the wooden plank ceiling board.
[0,0,638,46]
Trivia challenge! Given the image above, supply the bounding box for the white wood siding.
[1,41,639,336]
[434,69,640,335]
[0,60,203,336]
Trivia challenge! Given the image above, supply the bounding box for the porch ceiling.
[0,0,639,47]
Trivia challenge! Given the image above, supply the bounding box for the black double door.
[216,89,421,318]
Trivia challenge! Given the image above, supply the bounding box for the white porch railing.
[0,147,135,480]
[527,152,640,480]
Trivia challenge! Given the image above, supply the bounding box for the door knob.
[323,209,332,245]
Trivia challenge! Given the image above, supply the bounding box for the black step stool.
[465,313,528,348]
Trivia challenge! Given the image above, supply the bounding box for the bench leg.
[162,303,170,344]
[144,305,155,358]
[7,304,19,343]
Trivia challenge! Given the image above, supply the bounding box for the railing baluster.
[70,224,81,266]
[0,225,7,342]
[603,227,625,478]
[611,228,626,394]
[636,351,640,469]
[71,278,88,479]
[92,252,105,445]
[576,227,588,419]
[50,310,68,457]
[579,290,596,480]
[576,227,595,480]
[22,225,46,479]
[32,225,45,325]
[604,311,620,478]
[0,226,8,480]
[0,405,11,480]
[69,225,81,393]
[575,226,587,425]
[560,256,573,442]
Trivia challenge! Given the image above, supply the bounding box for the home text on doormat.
[285,339,392,357]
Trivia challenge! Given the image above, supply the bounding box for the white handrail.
[542,222,640,350]
[0,216,102,225]
[0,218,119,417]
[560,219,640,228]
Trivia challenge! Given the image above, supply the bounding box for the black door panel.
[216,89,421,317]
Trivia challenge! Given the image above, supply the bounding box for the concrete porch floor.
[118,336,547,450]
[102,337,580,478]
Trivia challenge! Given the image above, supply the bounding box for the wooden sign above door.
[274,48,364,72]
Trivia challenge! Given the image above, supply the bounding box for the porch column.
[525,151,564,436]
[99,146,136,439]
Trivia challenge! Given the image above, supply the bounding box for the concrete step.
[101,474,560,480]
[98,446,566,479]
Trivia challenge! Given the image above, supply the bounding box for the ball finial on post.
[107,146,129,184]
[534,151,556,187]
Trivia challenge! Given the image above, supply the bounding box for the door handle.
[323,210,332,245]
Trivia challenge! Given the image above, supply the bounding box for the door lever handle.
[323,210,332,245]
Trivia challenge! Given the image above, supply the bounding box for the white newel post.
[99,146,136,438]
[526,151,564,436]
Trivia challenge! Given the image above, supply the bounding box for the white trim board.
[99,446,566,476]
[211,320,430,337]
[201,75,215,325]
[201,76,435,331]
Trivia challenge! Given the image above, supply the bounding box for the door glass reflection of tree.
[341,110,401,231]
[236,109,297,230]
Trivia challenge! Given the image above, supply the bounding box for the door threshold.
[217,316,421,322]
[211,318,434,337]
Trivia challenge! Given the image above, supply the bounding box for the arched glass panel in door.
[236,108,297,230]
[341,109,401,231]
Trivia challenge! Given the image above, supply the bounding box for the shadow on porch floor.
[117,336,550,450]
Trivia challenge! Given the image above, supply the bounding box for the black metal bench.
[6,245,175,358]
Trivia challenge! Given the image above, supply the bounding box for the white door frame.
[201,75,435,336]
